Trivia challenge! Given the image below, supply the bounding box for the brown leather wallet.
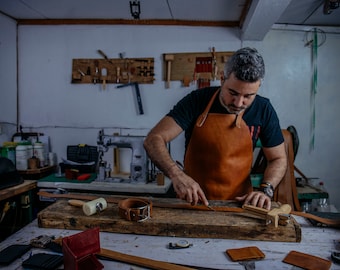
[226,246,265,261]
[283,250,332,270]
[118,198,152,222]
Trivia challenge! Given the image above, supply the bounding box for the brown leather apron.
[184,89,253,200]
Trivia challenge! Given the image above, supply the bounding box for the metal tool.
[97,49,114,64]
[239,261,255,270]
[168,240,193,249]
[117,82,144,115]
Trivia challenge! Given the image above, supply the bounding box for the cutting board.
[38,198,301,242]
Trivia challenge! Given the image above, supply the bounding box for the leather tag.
[283,250,332,270]
[226,246,265,261]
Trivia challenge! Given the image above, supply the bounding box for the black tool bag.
[0,157,24,190]
[59,144,98,173]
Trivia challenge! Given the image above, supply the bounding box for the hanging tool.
[117,82,144,115]
[164,54,174,89]
[101,68,107,90]
[93,60,99,84]
[97,49,114,64]
[211,47,218,80]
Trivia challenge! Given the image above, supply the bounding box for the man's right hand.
[171,172,209,207]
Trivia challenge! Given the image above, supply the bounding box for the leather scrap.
[283,250,332,270]
[226,246,265,261]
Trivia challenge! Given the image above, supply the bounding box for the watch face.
[264,187,274,198]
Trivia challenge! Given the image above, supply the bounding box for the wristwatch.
[259,182,274,199]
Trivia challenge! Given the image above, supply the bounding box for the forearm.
[263,156,287,189]
[143,134,183,179]
[262,143,287,189]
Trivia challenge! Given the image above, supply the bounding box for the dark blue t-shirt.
[167,87,284,149]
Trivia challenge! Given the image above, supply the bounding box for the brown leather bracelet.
[118,198,152,222]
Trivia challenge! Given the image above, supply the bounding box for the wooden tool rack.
[71,58,155,85]
[163,50,234,87]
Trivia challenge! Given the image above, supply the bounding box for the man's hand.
[235,191,272,210]
[171,173,209,207]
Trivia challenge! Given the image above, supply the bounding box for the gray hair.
[224,47,265,83]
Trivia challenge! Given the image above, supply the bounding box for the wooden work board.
[38,198,301,243]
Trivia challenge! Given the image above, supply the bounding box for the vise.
[97,130,148,183]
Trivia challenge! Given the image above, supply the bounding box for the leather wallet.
[22,253,63,270]
[283,250,332,270]
[226,246,265,261]
[0,244,31,265]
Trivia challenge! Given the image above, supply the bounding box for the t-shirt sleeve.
[167,88,213,131]
[259,102,284,148]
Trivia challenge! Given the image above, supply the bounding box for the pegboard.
[71,58,155,85]
[163,51,234,87]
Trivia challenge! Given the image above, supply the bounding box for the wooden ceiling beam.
[17,18,239,27]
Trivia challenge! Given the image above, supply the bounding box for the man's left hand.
[235,191,271,210]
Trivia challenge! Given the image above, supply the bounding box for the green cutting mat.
[38,173,96,183]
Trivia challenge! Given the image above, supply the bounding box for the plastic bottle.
[317,181,330,212]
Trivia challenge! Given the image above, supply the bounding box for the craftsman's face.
[219,72,261,114]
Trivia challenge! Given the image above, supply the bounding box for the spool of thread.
[82,198,107,216]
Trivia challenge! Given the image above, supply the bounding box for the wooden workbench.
[37,196,301,242]
[1,216,339,270]
[0,180,37,202]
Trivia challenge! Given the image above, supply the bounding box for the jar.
[33,142,45,167]
[16,144,28,170]
[2,142,17,165]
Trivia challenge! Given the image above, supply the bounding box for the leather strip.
[37,191,340,227]
[118,198,152,222]
[98,248,196,270]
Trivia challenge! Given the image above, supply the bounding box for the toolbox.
[59,145,98,173]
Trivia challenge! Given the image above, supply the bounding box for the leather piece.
[283,250,332,270]
[274,130,301,211]
[226,246,265,261]
[0,244,31,265]
[22,253,63,270]
[118,198,152,222]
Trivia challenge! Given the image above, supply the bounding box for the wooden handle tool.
[164,54,174,89]
[243,204,291,227]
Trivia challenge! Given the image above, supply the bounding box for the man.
[144,47,287,210]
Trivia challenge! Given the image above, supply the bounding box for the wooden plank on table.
[38,199,301,242]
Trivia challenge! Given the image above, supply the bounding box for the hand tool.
[78,69,85,76]
[242,204,291,227]
[117,82,144,115]
[68,198,107,216]
[164,54,174,88]
[101,68,107,90]
[93,60,99,84]
[97,49,114,64]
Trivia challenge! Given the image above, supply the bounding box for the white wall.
[0,14,17,141]
[1,14,340,209]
